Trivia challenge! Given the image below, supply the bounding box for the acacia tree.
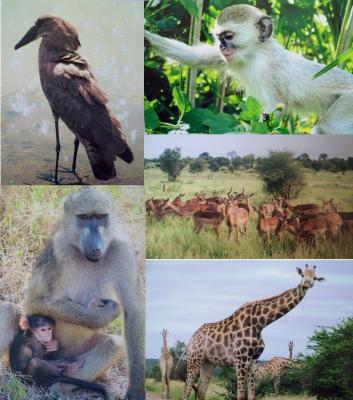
[257,151,305,198]
[158,147,184,181]
[189,158,207,175]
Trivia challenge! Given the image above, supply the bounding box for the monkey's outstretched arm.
[145,30,226,70]
[113,240,145,400]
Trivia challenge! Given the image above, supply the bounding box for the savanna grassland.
[145,168,353,259]
[0,186,144,400]
[145,378,315,400]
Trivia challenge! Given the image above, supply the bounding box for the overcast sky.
[146,259,353,360]
[145,135,353,159]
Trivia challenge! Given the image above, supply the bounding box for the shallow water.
[1,0,144,185]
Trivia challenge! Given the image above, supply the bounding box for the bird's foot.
[37,174,64,185]
[57,165,77,174]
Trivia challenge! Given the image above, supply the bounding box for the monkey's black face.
[76,214,109,262]
[217,31,238,60]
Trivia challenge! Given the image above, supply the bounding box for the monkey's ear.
[257,16,273,42]
[19,316,29,330]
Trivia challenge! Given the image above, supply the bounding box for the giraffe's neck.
[255,282,310,328]
[162,337,169,355]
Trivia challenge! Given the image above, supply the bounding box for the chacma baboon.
[10,314,108,398]
[145,4,353,134]
[0,188,145,399]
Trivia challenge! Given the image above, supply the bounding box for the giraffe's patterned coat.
[183,265,324,400]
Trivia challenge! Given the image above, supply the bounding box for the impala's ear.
[296,267,304,277]
[257,16,273,42]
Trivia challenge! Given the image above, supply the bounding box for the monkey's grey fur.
[0,188,145,399]
[145,4,353,134]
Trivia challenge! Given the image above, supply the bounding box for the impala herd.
[146,189,352,245]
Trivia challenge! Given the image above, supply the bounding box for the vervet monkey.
[145,4,353,134]
[9,315,108,398]
[0,188,145,399]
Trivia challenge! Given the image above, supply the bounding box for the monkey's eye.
[224,33,235,41]
[95,214,108,220]
[77,214,91,220]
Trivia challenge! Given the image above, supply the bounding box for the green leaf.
[172,87,191,116]
[203,112,238,134]
[250,121,270,134]
[313,47,353,78]
[239,97,262,121]
[183,108,216,133]
[144,100,160,130]
[177,0,199,18]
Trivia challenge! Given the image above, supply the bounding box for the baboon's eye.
[95,214,107,220]
[77,214,91,220]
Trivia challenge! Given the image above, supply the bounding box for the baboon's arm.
[145,30,226,70]
[23,241,119,329]
[113,240,145,399]
[26,296,119,329]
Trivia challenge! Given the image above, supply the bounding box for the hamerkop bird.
[15,15,134,184]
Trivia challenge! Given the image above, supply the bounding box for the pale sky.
[146,259,353,360]
[145,135,353,159]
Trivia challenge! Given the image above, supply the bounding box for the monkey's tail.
[58,376,109,399]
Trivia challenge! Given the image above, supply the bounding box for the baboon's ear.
[296,267,304,277]
[256,16,273,42]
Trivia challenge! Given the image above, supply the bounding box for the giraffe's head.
[161,329,169,338]
[296,265,325,288]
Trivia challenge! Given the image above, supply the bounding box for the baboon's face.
[76,213,109,262]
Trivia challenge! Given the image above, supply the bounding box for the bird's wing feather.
[49,56,133,164]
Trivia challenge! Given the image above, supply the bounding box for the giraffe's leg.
[235,359,247,400]
[184,357,202,400]
[246,360,257,400]
[274,375,280,396]
[196,362,214,400]
[161,374,165,398]
[166,372,171,398]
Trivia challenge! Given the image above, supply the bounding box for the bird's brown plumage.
[15,15,134,181]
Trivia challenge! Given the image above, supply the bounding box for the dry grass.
[0,186,145,399]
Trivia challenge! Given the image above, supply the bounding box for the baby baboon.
[10,315,108,398]
[0,188,145,399]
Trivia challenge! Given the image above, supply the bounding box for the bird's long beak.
[15,25,38,50]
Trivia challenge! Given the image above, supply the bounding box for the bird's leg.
[72,138,79,173]
[37,115,64,185]
[58,138,80,173]
[54,115,61,182]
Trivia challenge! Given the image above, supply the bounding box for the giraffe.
[183,265,324,400]
[254,341,296,396]
[160,329,174,398]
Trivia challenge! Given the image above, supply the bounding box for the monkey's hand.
[88,299,120,324]
[44,340,59,352]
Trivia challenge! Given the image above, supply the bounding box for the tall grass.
[145,168,353,259]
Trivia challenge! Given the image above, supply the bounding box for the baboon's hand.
[89,299,120,323]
